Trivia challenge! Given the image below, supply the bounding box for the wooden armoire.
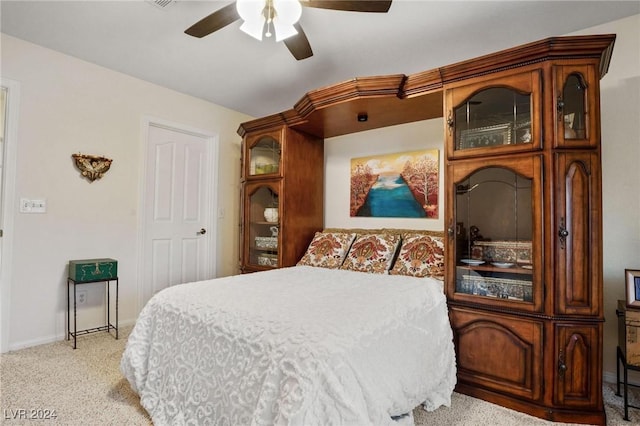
[237,34,616,424]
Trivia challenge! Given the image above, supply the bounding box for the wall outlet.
[77,289,87,305]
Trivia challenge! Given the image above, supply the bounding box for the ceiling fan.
[185,0,392,60]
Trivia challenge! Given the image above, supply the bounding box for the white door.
[141,122,217,306]
[0,79,19,353]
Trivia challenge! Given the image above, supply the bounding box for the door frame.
[137,116,219,314]
[0,78,20,353]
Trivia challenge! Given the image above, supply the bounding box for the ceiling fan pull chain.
[265,20,273,38]
[265,0,273,38]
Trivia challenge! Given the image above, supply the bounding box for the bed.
[121,229,456,425]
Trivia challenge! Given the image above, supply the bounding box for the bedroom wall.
[0,34,252,350]
[324,14,640,383]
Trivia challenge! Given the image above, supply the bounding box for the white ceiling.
[1,1,638,118]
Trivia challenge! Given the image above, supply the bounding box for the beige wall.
[0,34,252,349]
[325,14,640,382]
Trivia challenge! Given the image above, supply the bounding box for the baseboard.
[604,366,640,385]
[6,318,137,352]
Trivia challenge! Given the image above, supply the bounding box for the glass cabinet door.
[561,73,587,139]
[449,157,542,310]
[446,70,541,159]
[555,65,597,148]
[247,133,281,178]
[454,87,531,150]
[246,182,280,269]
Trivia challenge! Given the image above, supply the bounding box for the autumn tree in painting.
[350,162,378,216]
[401,153,439,217]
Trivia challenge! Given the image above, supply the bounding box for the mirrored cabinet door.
[554,64,599,148]
[454,87,531,150]
[245,130,282,178]
[244,181,280,270]
[448,156,543,311]
[446,70,541,159]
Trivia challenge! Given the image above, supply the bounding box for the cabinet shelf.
[457,264,533,275]
[252,246,278,252]
[251,221,279,226]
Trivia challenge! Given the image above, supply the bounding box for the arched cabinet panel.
[555,324,602,408]
[555,152,601,316]
[451,307,543,401]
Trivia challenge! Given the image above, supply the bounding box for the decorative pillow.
[390,233,445,279]
[297,232,356,269]
[340,233,401,274]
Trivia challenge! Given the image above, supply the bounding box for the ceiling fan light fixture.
[237,0,301,42]
[237,0,266,40]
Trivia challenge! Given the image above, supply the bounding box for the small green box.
[69,258,118,282]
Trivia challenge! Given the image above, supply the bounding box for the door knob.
[198,228,206,235]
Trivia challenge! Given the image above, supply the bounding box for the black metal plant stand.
[66,277,118,349]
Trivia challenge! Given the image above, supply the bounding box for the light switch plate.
[19,198,46,213]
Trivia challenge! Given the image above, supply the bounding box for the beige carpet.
[1,327,638,425]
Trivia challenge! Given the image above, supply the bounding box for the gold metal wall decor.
[72,153,113,182]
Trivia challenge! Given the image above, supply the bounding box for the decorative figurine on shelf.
[470,225,484,243]
[269,226,278,237]
[520,128,532,143]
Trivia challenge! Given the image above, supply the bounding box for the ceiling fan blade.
[283,23,313,60]
[301,0,392,13]
[185,2,240,38]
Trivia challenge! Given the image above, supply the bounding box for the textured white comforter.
[121,266,456,425]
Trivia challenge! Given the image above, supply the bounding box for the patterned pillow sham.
[297,232,356,269]
[340,233,401,274]
[390,233,445,279]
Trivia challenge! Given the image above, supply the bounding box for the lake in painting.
[357,174,425,217]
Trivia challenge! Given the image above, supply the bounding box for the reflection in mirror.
[454,166,534,302]
[249,186,279,267]
[562,73,587,139]
[454,87,531,150]
[250,136,280,175]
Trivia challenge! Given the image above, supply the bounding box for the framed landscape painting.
[350,149,439,218]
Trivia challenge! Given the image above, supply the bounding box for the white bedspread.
[121,266,456,425]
